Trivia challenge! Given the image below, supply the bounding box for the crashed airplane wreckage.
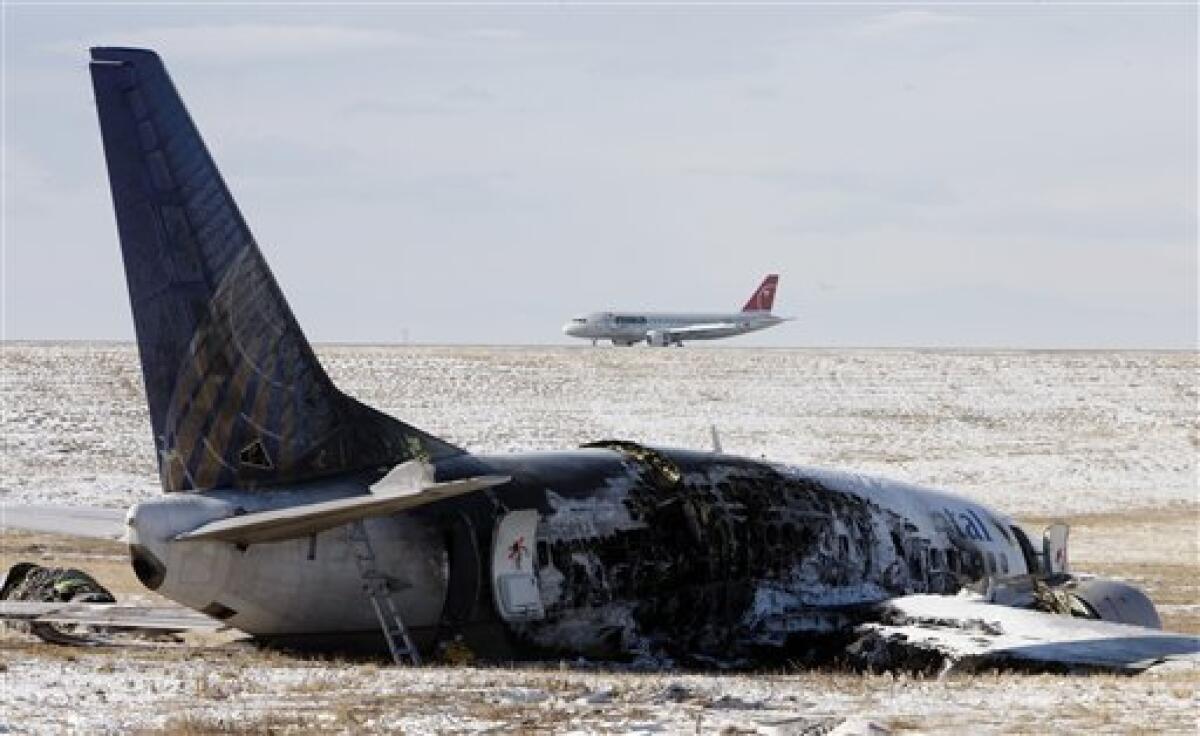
[3,48,1196,674]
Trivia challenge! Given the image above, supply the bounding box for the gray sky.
[3,3,1196,347]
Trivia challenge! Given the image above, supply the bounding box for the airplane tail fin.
[741,274,779,312]
[89,48,461,493]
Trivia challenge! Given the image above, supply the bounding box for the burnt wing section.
[89,48,460,491]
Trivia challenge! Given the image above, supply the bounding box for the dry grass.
[1020,503,1200,634]
[148,711,320,735]
[0,529,144,597]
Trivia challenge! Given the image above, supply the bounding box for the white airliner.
[563,274,791,346]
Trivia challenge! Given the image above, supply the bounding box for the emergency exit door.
[491,509,546,622]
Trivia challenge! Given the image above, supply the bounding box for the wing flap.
[175,474,510,546]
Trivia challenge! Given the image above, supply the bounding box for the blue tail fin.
[89,48,461,492]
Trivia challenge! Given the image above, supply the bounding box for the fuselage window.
[946,549,959,572]
[930,549,943,571]
[999,553,1009,575]
[908,551,923,580]
[985,551,997,575]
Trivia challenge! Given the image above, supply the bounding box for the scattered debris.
[1,562,115,604]
[1,562,115,644]
[844,629,949,677]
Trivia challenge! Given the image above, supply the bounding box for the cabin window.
[930,549,944,571]
[999,553,1009,574]
[985,551,997,574]
[908,552,923,580]
[946,549,959,572]
[962,552,978,577]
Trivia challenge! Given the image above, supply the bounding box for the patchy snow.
[2,344,1197,733]
[2,344,1195,517]
[1,647,1197,735]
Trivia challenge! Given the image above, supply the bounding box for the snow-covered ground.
[1,343,1197,734]
[2,343,1195,515]
[2,646,1197,735]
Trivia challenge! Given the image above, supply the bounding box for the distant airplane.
[2,49,1197,675]
[563,275,792,346]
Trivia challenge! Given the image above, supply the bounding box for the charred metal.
[465,441,994,664]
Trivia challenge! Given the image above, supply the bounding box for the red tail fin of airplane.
[741,274,779,312]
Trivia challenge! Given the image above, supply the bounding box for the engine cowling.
[1065,577,1163,629]
[646,330,671,347]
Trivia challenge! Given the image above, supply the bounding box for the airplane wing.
[666,322,741,336]
[860,594,1200,674]
[1,504,127,540]
[0,599,224,633]
[658,322,744,340]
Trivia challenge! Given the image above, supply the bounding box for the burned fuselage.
[430,441,1033,663]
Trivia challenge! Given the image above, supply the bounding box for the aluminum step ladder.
[347,521,421,666]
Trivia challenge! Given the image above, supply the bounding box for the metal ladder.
[347,521,421,666]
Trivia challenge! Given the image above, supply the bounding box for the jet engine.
[1062,577,1163,629]
[646,330,672,347]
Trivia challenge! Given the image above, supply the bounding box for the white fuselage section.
[563,310,786,346]
[126,487,449,637]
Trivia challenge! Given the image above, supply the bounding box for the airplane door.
[491,509,546,623]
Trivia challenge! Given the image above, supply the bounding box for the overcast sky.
[3,3,1196,347]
